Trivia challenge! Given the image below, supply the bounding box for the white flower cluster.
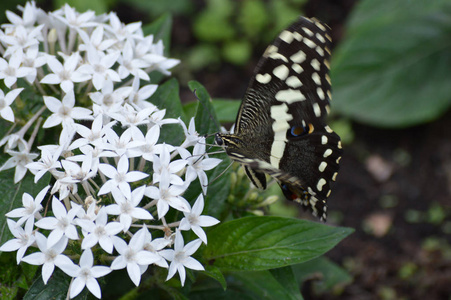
[0,2,221,299]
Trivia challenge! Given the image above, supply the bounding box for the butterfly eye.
[215,134,224,146]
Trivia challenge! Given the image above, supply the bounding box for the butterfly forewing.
[216,17,342,221]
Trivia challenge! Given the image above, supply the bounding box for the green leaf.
[292,256,352,293]
[184,99,240,124]
[148,78,185,145]
[331,0,451,127]
[270,266,303,300]
[189,270,303,300]
[188,81,221,135]
[142,13,173,55]
[203,216,353,271]
[24,268,88,300]
[203,265,227,290]
[0,172,50,245]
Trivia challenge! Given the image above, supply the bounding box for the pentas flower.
[110,231,161,286]
[0,2,221,298]
[0,88,23,122]
[21,233,74,284]
[0,219,36,264]
[5,186,49,226]
[43,91,93,128]
[35,197,81,248]
[179,194,220,244]
[64,249,112,299]
[160,230,204,286]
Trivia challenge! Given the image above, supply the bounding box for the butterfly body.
[215,17,342,221]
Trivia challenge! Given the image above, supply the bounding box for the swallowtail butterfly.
[215,17,342,221]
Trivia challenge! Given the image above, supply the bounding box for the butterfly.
[214,17,342,221]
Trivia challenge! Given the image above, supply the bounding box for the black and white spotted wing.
[215,17,342,221]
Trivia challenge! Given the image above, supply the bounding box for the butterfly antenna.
[204,161,234,187]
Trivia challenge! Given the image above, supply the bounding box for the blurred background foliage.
[1,0,451,299]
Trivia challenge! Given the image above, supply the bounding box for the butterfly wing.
[221,17,342,220]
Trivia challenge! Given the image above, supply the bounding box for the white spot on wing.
[279,30,294,43]
[273,64,289,80]
[303,38,316,49]
[317,178,326,191]
[286,76,302,88]
[319,161,327,172]
[313,102,321,117]
[321,135,328,145]
[275,89,306,104]
[317,88,325,100]
[316,33,326,43]
[256,73,271,84]
[323,149,332,158]
[270,104,292,168]
[311,58,320,71]
[292,64,303,74]
[312,72,321,85]
[290,50,306,63]
[269,52,289,62]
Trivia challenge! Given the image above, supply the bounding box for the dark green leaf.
[142,13,173,55]
[332,0,451,127]
[184,99,240,124]
[148,78,185,146]
[270,266,303,300]
[189,81,221,135]
[0,173,50,245]
[292,256,352,293]
[203,216,353,271]
[190,269,303,300]
[24,268,88,300]
[203,265,227,290]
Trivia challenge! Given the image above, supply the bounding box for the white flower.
[78,25,116,52]
[117,40,150,80]
[179,117,200,148]
[159,230,204,286]
[54,4,97,30]
[26,146,63,182]
[0,218,36,264]
[35,197,81,248]
[90,80,132,116]
[131,125,163,162]
[60,153,96,183]
[145,170,189,219]
[5,185,50,226]
[106,186,153,232]
[21,233,74,284]
[0,24,43,57]
[126,76,158,109]
[43,91,93,128]
[40,53,91,92]
[98,155,148,198]
[68,115,115,150]
[0,88,23,122]
[138,225,170,268]
[63,249,112,299]
[77,45,120,90]
[21,45,47,83]
[179,194,220,244]
[178,137,221,194]
[0,51,33,88]
[4,1,39,27]
[1,139,39,183]
[110,232,161,286]
[106,13,143,43]
[152,144,185,185]
[77,207,123,253]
